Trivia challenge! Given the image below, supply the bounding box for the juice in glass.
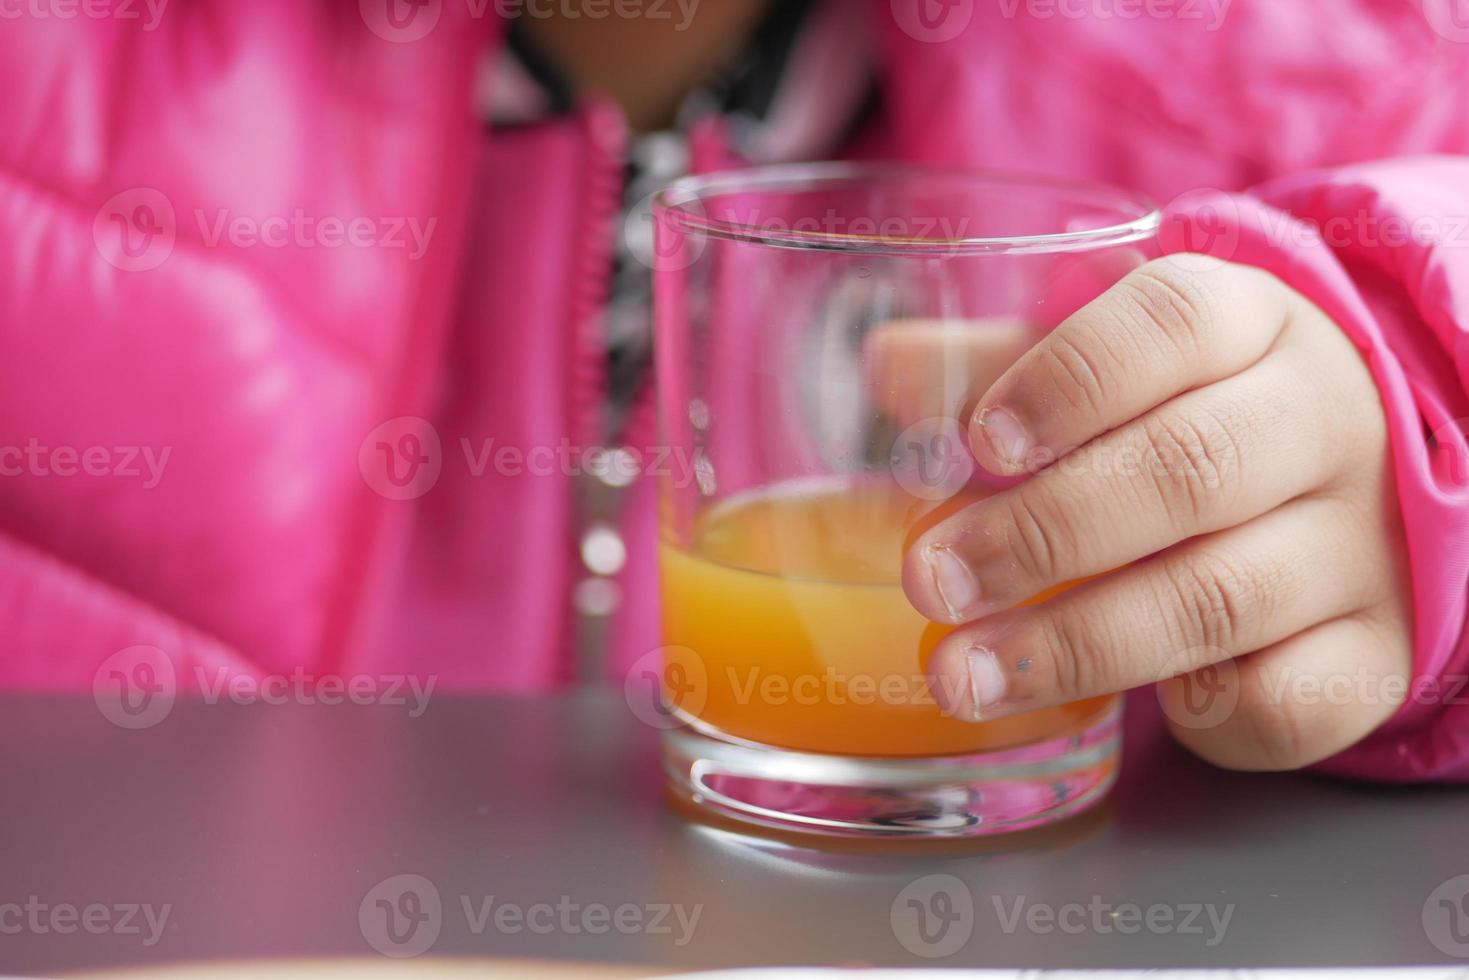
[659,480,1111,757]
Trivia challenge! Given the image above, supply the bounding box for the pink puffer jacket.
[3,0,1469,779]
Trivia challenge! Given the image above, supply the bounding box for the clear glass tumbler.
[651,164,1160,839]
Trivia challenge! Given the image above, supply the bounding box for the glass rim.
[652,162,1161,256]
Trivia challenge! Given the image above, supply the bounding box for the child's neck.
[518,0,773,132]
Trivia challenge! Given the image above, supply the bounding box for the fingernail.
[926,543,980,620]
[975,407,1031,468]
[965,646,1007,720]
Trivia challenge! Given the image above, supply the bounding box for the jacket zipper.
[570,97,627,451]
[567,108,737,685]
[566,97,628,685]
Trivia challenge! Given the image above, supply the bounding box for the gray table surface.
[1,689,1466,976]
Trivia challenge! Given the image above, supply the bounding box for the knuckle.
[1231,680,1315,771]
[1141,407,1245,527]
[1002,490,1075,586]
[1121,263,1220,358]
[1041,329,1114,416]
[1325,497,1395,610]
[1040,613,1109,702]
[1159,550,1265,653]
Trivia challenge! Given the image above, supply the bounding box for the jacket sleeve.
[1165,155,1469,781]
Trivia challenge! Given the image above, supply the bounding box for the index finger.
[968,258,1297,476]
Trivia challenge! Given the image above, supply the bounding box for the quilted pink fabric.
[4,0,1469,779]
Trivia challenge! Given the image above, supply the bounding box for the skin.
[901,257,1414,771]
[520,0,773,131]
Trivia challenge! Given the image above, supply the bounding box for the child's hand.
[902,258,1413,770]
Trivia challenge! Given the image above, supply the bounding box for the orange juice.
[659,481,1110,757]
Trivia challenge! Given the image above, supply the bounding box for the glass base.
[662,699,1122,840]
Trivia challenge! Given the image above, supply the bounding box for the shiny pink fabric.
[0,3,494,688]
[362,103,626,691]
[4,0,1469,779]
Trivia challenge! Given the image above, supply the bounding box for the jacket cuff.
[1162,156,1469,781]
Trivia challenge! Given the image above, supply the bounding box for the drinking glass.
[651,164,1160,839]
